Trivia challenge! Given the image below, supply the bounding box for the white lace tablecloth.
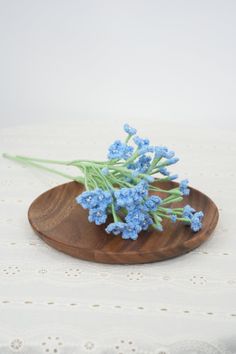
[0,120,235,354]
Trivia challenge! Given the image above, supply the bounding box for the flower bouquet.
[3,124,204,241]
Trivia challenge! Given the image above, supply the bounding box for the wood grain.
[28,181,219,264]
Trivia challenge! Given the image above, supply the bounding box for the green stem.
[125,135,131,144]
[156,212,189,223]
[3,153,84,184]
[82,166,90,190]
[3,153,112,168]
[147,157,161,174]
[123,148,139,166]
[162,196,183,205]
[111,203,119,222]
[148,185,176,194]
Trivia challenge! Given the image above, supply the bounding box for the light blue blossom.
[114,187,135,208]
[159,167,170,176]
[123,123,137,136]
[76,188,112,210]
[180,179,190,195]
[122,223,142,240]
[169,174,178,180]
[138,146,155,155]
[144,195,162,211]
[115,181,149,209]
[165,157,179,166]
[76,125,204,237]
[155,146,175,159]
[107,140,124,160]
[182,205,195,219]
[133,136,150,149]
[105,222,125,235]
[145,175,154,183]
[140,213,153,230]
[170,214,177,223]
[136,155,152,173]
[134,180,149,200]
[76,190,99,209]
[124,203,154,231]
[190,211,204,232]
[101,167,109,175]
[108,140,134,160]
[131,170,139,178]
[88,207,107,225]
[125,205,147,225]
[127,155,152,174]
[95,189,112,209]
[123,145,134,159]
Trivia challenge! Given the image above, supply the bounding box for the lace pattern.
[0,122,235,353]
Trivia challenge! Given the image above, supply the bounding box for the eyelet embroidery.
[10,338,23,351]
[41,336,63,353]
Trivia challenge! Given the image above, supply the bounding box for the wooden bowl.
[28,181,219,264]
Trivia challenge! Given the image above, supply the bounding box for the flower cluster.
[3,123,204,240]
[182,205,204,231]
[76,189,112,225]
[74,123,204,239]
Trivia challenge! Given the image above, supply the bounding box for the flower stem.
[3,153,72,166]
[2,153,84,184]
[111,203,119,222]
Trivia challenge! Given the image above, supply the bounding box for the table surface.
[0,120,235,354]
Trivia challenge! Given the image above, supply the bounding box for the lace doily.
[0,121,235,353]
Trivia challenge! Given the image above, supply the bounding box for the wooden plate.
[28,181,219,264]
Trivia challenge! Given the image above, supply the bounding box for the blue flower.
[125,205,147,225]
[131,170,139,178]
[154,146,175,159]
[114,181,148,209]
[105,222,125,235]
[159,167,170,176]
[122,223,142,240]
[165,157,179,166]
[75,188,112,210]
[114,187,135,208]
[127,155,152,175]
[138,146,154,155]
[136,155,152,173]
[133,136,150,149]
[123,123,137,136]
[179,179,190,195]
[88,207,107,225]
[123,145,134,160]
[190,211,204,232]
[182,205,195,219]
[108,140,124,159]
[134,180,149,200]
[144,195,162,211]
[108,140,134,160]
[75,190,99,209]
[95,189,112,209]
[101,167,109,175]
[182,206,204,232]
[145,175,154,183]
[140,213,153,230]
[170,214,177,223]
[169,174,178,180]
[126,162,136,170]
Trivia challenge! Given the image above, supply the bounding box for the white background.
[0,0,236,130]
